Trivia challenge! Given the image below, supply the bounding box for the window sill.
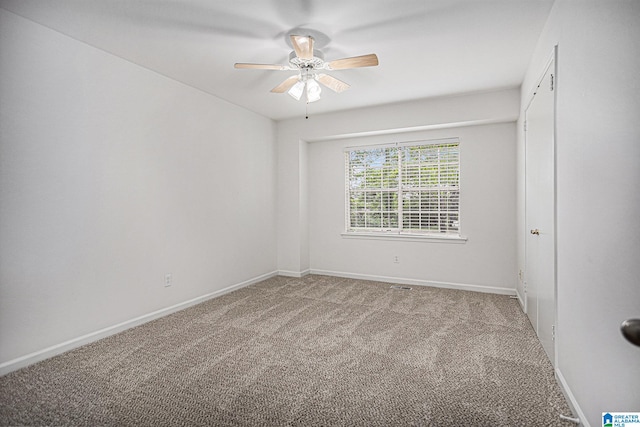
[341,232,468,243]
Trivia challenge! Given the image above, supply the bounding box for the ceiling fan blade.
[234,63,289,70]
[327,54,379,70]
[271,75,300,93]
[317,74,350,93]
[290,35,314,60]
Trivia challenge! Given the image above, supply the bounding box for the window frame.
[343,138,466,242]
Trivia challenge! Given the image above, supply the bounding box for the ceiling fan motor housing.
[288,50,325,70]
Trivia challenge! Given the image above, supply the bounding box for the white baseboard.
[515,288,525,310]
[556,368,590,427]
[309,269,516,296]
[277,269,310,278]
[0,270,278,376]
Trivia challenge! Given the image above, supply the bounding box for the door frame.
[524,46,558,367]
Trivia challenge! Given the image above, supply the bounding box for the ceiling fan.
[234,34,379,103]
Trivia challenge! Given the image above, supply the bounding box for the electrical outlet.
[394,256,400,264]
[165,273,172,287]
[518,269,523,281]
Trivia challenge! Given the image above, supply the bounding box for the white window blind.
[345,139,460,236]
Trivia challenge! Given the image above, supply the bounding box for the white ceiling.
[0,0,554,120]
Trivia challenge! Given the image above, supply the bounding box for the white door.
[525,54,556,365]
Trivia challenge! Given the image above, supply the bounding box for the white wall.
[0,9,277,369]
[277,89,520,292]
[308,123,517,291]
[517,1,640,425]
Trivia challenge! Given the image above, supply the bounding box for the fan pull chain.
[305,68,310,119]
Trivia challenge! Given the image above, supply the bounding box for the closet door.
[525,52,556,365]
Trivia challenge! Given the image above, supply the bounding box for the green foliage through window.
[345,140,460,235]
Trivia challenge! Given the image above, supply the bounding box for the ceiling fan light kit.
[234,33,379,105]
[284,68,322,103]
[305,78,322,103]
[287,80,305,101]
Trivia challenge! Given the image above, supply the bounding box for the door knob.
[530,229,540,235]
[621,319,640,347]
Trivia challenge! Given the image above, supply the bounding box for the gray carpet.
[0,274,573,426]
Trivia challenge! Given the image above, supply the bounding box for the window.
[345,138,460,238]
